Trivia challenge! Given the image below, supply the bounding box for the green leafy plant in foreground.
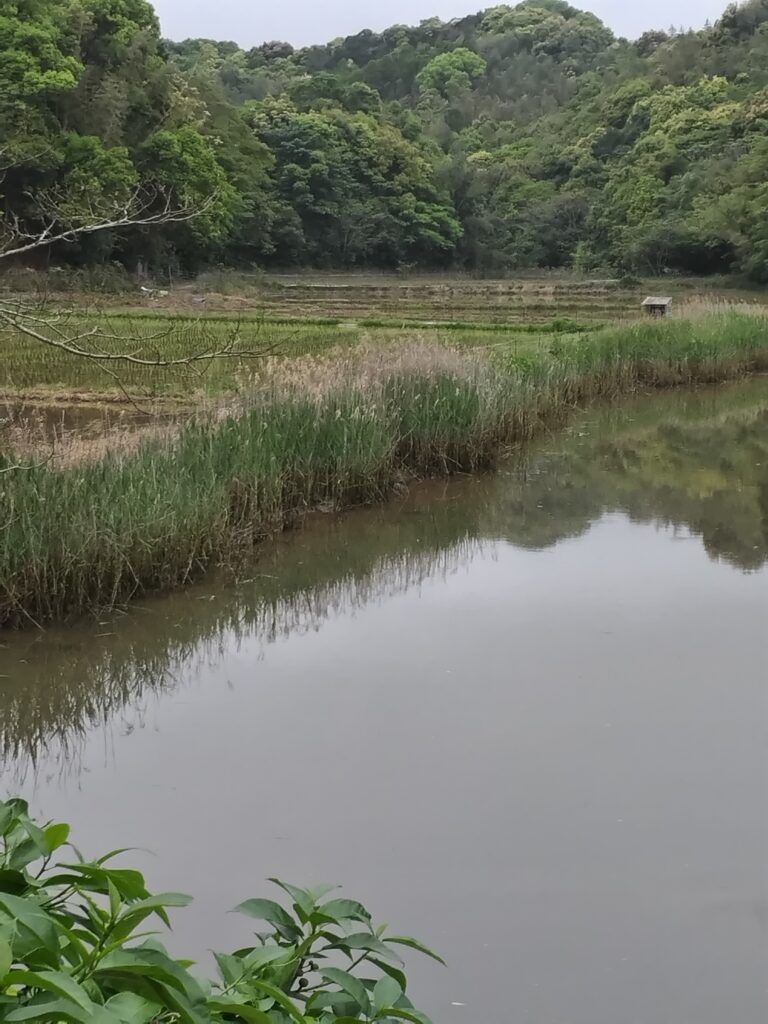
[0,798,442,1024]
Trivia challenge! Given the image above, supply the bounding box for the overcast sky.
[151,0,730,47]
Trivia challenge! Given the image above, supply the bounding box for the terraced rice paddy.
[205,274,640,322]
[4,272,764,401]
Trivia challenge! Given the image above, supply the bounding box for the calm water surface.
[2,381,768,1023]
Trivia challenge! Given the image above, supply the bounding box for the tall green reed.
[2,312,767,627]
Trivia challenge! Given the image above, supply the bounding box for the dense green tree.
[0,0,80,126]
[247,99,460,266]
[417,48,487,99]
[5,0,768,277]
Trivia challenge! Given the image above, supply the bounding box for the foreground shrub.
[0,798,440,1024]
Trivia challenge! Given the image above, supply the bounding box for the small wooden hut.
[642,296,673,318]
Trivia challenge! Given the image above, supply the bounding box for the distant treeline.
[5,0,768,277]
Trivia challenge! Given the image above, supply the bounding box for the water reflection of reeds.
[0,514,483,778]
[3,378,768,781]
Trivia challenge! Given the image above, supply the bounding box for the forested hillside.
[4,0,768,278]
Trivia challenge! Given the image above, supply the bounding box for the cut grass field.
[2,310,768,627]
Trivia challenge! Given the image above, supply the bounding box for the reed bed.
[671,296,768,320]
[1,312,767,627]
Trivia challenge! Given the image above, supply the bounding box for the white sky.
[151,0,730,46]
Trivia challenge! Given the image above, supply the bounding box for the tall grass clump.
[0,342,508,626]
[495,311,768,421]
[2,313,768,626]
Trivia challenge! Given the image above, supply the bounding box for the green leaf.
[242,979,308,1024]
[308,884,339,902]
[214,951,243,986]
[368,958,407,993]
[379,1009,432,1024]
[20,820,48,858]
[108,880,122,921]
[43,823,70,854]
[384,936,446,966]
[0,870,28,895]
[0,893,59,966]
[113,977,208,1024]
[0,936,11,983]
[268,879,314,918]
[119,891,192,926]
[7,839,45,872]
[95,946,206,1002]
[207,997,274,1023]
[304,992,337,1011]
[130,891,193,911]
[58,864,149,902]
[3,799,29,819]
[0,802,14,835]
[320,967,371,1015]
[107,891,192,942]
[104,992,161,1024]
[373,976,403,1014]
[307,992,360,1018]
[96,849,135,866]
[53,920,90,966]
[243,945,296,971]
[2,825,46,872]
[233,899,301,941]
[5,997,125,1024]
[5,996,94,1022]
[99,868,150,901]
[7,970,95,1012]
[88,1009,133,1024]
[335,933,404,965]
[95,951,210,1024]
[314,899,371,924]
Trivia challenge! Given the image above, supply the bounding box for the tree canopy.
[4,0,768,277]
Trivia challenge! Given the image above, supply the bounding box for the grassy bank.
[2,312,768,627]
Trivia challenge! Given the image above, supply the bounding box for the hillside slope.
[4,0,768,277]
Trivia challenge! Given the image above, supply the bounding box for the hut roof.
[642,296,673,307]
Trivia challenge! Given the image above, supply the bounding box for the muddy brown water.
[0,399,173,436]
[2,380,768,1023]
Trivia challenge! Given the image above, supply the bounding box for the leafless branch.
[0,181,277,374]
[0,300,279,368]
[0,185,214,261]
[0,453,53,475]
[0,171,281,452]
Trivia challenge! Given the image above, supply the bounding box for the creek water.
[2,380,768,1023]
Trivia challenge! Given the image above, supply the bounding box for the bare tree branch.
[0,169,279,469]
[0,300,277,368]
[0,176,276,373]
[0,185,215,260]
